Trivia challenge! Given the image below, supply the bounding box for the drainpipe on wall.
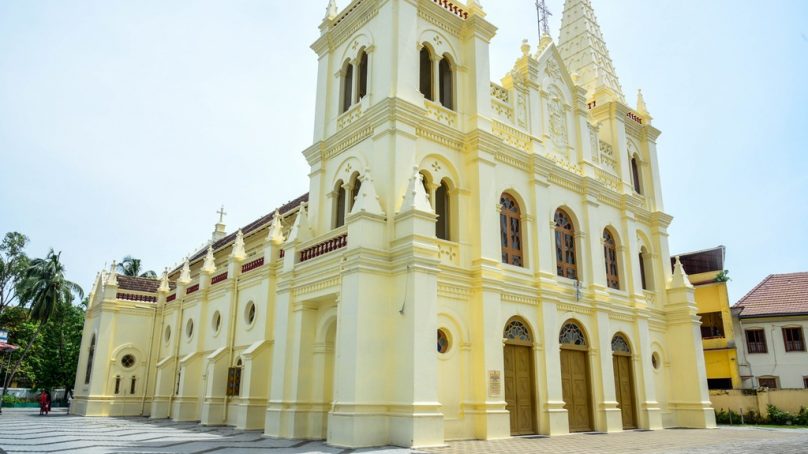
[222,254,244,424]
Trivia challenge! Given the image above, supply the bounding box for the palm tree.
[118,256,157,279]
[0,250,83,411]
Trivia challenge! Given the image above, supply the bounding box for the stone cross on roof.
[217,205,227,223]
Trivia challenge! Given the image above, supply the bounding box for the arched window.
[504,319,532,344]
[439,57,454,111]
[631,156,642,194]
[84,335,96,385]
[114,375,121,394]
[559,322,587,346]
[130,376,137,395]
[358,50,369,100]
[603,229,620,289]
[612,334,631,354]
[419,46,433,100]
[334,180,346,228]
[500,193,523,267]
[555,209,578,280]
[341,62,354,114]
[435,180,450,241]
[639,246,653,290]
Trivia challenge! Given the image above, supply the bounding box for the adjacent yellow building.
[676,246,741,389]
[71,0,715,448]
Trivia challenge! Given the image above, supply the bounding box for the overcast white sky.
[1,0,806,304]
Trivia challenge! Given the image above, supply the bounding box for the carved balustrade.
[116,293,157,303]
[241,257,265,274]
[300,233,348,263]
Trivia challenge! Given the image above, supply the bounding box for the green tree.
[118,256,157,279]
[28,302,85,403]
[0,232,30,317]
[0,307,37,388]
[1,250,83,406]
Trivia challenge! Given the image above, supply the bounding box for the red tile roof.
[734,272,808,318]
[117,275,174,293]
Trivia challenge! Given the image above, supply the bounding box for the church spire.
[557,0,624,102]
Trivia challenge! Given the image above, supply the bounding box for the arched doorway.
[559,321,593,432]
[612,334,637,429]
[503,318,537,435]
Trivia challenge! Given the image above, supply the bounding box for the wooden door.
[504,344,536,435]
[613,354,637,429]
[560,348,593,432]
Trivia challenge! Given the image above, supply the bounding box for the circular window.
[186,319,194,339]
[164,326,171,343]
[121,354,136,369]
[437,329,450,354]
[245,302,256,325]
[212,311,222,333]
[652,352,660,370]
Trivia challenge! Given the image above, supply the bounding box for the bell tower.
[283,0,502,448]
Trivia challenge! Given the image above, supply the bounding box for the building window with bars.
[758,377,778,389]
[745,329,767,354]
[783,327,805,352]
[227,359,243,397]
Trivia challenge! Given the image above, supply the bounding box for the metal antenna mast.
[535,0,552,38]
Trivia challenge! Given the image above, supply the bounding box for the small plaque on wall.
[488,370,501,397]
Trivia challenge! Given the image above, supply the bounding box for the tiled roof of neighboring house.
[734,272,808,318]
[117,275,175,293]
[186,193,309,264]
[671,246,725,276]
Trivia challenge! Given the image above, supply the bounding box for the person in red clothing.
[38,390,48,416]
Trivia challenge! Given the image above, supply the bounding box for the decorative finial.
[636,89,649,115]
[179,258,192,285]
[326,0,338,20]
[158,268,170,293]
[230,230,246,261]
[535,0,552,40]
[268,210,285,244]
[202,246,216,274]
[285,202,313,244]
[399,166,433,214]
[349,169,385,216]
[671,256,694,289]
[521,39,531,58]
[106,261,118,287]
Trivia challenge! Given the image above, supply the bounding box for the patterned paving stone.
[2,409,808,454]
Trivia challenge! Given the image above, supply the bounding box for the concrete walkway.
[1,409,807,453]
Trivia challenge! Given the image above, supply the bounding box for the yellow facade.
[678,247,742,390]
[71,0,715,448]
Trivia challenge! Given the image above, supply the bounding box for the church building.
[72,0,716,448]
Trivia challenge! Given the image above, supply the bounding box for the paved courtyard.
[1,409,807,453]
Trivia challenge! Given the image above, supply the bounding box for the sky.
[0,0,806,304]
